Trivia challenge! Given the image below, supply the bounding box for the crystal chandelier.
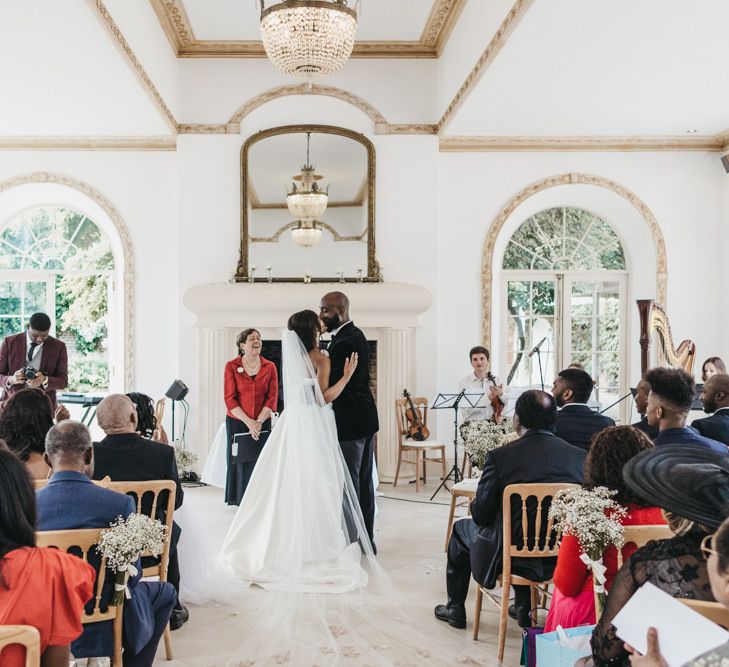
[259,1,358,78]
[291,221,323,247]
[287,133,328,247]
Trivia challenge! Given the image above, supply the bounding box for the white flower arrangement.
[175,444,198,475]
[459,417,514,470]
[548,486,628,612]
[96,513,167,605]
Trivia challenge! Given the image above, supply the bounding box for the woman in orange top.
[0,447,95,667]
[544,426,665,632]
[224,328,279,505]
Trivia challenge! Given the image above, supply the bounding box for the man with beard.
[692,373,729,446]
[319,291,379,547]
[631,376,659,439]
[552,367,615,451]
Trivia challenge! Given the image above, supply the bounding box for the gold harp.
[637,299,696,376]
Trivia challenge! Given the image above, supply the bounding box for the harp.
[637,299,696,375]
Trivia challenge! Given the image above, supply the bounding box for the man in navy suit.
[692,374,729,446]
[552,367,615,451]
[36,421,176,667]
[631,376,660,439]
[645,367,727,454]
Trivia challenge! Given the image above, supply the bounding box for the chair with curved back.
[107,480,176,660]
[472,482,580,662]
[393,396,446,492]
[35,528,123,666]
[0,625,41,667]
[616,524,673,568]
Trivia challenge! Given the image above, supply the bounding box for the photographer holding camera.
[0,312,68,410]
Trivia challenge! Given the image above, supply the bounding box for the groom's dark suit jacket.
[328,321,379,441]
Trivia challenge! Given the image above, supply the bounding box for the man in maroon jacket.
[0,312,68,410]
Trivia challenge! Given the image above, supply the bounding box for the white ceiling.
[446,0,729,136]
[0,1,170,135]
[183,0,433,42]
[249,132,367,203]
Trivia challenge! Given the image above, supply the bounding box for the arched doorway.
[501,206,628,418]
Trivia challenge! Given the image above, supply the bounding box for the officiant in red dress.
[223,328,278,505]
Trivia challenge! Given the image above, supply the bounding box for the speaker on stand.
[164,379,189,443]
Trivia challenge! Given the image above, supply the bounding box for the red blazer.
[0,332,68,409]
[224,355,278,421]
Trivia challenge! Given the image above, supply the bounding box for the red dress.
[544,504,665,632]
[0,547,95,666]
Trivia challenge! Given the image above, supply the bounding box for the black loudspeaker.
[721,155,729,173]
[165,379,188,401]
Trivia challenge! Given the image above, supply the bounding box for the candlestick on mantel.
[266,265,272,283]
[249,265,256,284]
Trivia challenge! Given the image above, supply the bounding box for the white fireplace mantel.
[184,282,433,482]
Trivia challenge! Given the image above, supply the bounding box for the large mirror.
[236,125,377,282]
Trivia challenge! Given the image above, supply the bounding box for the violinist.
[457,346,504,423]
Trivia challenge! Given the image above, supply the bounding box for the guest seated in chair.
[692,373,729,446]
[0,446,95,667]
[36,421,176,667]
[702,356,726,383]
[92,394,189,631]
[0,387,55,479]
[434,390,586,630]
[631,376,659,439]
[645,367,727,453]
[127,391,168,443]
[587,445,729,666]
[552,368,615,451]
[544,426,663,632]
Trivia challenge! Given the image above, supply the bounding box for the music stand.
[429,390,484,500]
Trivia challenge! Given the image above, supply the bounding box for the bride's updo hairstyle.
[287,310,320,351]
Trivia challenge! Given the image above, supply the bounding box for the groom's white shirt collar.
[330,320,353,337]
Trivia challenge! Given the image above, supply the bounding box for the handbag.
[535,624,595,667]
[519,608,546,667]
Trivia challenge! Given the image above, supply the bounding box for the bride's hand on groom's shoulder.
[343,352,358,382]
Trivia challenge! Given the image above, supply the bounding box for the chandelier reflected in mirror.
[287,132,328,247]
[259,1,359,78]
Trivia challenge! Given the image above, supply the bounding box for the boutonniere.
[237,367,244,374]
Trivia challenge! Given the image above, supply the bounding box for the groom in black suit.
[320,291,379,544]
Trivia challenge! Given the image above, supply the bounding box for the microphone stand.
[598,391,634,416]
[535,348,545,391]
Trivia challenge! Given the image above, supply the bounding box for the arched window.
[501,207,627,419]
[0,206,115,392]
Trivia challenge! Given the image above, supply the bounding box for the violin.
[487,372,505,424]
[402,389,430,441]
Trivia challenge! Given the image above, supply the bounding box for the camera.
[23,366,38,381]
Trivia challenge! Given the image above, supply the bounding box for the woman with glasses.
[584,445,729,667]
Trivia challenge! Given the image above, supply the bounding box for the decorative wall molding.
[177,124,238,134]
[438,0,534,133]
[375,124,439,135]
[150,0,465,59]
[0,136,177,151]
[251,221,366,243]
[440,135,725,152]
[481,173,668,351]
[0,172,135,391]
[88,0,178,132]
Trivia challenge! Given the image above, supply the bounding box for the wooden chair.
[0,626,40,667]
[33,476,112,491]
[472,482,580,663]
[680,599,729,629]
[36,528,123,666]
[108,480,176,661]
[445,478,478,551]
[617,524,673,568]
[393,397,447,492]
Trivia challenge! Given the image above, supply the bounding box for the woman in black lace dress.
[586,445,729,667]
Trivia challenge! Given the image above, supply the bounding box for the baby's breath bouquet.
[459,417,513,470]
[175,444,198,476]
[96,513,168,605]
[548,486,627,613]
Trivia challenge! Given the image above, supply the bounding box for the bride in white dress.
[219,310,376,593]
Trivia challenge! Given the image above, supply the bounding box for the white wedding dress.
[218,329,374,593]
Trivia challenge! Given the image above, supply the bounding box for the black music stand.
[429,390,484,500]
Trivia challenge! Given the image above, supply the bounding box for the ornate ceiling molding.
[0,172,135,391]
[87,0,178,132]
[0,136,176,151]
[481,173,668,351]
[149,0,464,58]
[438,0,534,133]
[440,135,725,152]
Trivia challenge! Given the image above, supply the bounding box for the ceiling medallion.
[259,1,359,79]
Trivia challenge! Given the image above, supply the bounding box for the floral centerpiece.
[548,486,627,614]
[96,513,167,605]
[459,418,514,470]
[175,444,198,477]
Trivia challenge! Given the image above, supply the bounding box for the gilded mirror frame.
[236,124,378,282]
